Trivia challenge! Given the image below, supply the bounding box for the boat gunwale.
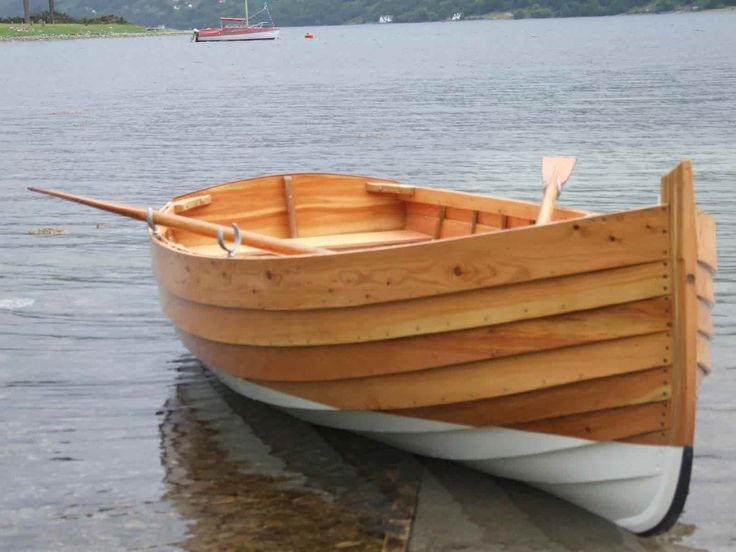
[151,204,652,263]
[153,166,634,263]
[163,171,593,240]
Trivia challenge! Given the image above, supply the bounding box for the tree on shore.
[49,0,55,23]
[22,0,29,23]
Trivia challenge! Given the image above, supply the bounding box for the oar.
[535,156,577,226]
[28,187,331,256]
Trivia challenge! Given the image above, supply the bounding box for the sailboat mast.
[244,0,249,25]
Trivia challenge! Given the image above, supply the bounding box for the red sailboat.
[193,0,279,42]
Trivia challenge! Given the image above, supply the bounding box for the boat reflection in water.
[158,357,701,551]
[159,356,421,551]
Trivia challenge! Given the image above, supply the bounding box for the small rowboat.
[31,158,716,535]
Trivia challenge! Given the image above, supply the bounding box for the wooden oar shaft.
[28,187,329,256]
[536,167,560,226]
[536,156,577,226]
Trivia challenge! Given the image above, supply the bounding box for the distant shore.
[469,4,735,20]
[1,6,733,42]
[0,23,188,42]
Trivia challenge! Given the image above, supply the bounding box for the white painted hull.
[210,366,690,535]
[193,29,279,42]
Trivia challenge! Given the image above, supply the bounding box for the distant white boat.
[449,11,462,21]
[379,15,393,23]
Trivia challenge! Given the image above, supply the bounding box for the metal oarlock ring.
[146,207,160,236]
[217,223,242,258]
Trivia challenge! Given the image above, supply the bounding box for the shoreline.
[0,28,189,42]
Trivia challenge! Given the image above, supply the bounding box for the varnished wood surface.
[366,182,416,196]
[172,194,211,213]
[388,184,592,221]
[283,175,298,238]
[151,168,716,447]
[405,202,534,237]
[391,367,671,427]
[169,173,406,246]
[153,205,669,310]
[176,297,671,382]
[183,230,434,258]
[513,401,670,443]
[258,332,671,410]
[661,161,698,446]
[160,261,669,346]
[30,187,325,256]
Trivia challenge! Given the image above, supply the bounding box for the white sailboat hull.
[193,28,279,42]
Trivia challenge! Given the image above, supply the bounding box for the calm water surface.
[1,12,734,551]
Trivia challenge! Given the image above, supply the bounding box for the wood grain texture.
[366,182,416,196]
[405,204,512,237]
[259,332,672,410]
[152,205,670,310]
[149,170,718,448]
[512,401,670,442]
[167,174,293,244]
[398,185,592,221]
[661,160,698,446]
[283,175,298,238]
[160,261,670,346]
[184,230,433,258]
[290,174,406,238]
[176,297,671,382]
[172,194,211,214]
[392,367,671,427]
[169,173,406,246]
[620,430,671,446]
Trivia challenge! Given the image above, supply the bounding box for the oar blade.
[542,156,577,190]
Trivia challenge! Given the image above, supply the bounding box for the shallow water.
[1,12,735,551]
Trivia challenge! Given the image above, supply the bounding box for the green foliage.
[0,11,129,24]
[0,22,150,37]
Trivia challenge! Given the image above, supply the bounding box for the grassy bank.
[0,23,182,41]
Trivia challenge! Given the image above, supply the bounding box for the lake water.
[1,12,734,551]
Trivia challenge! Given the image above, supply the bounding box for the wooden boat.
[30,159,716,536]
[192,0,279,42]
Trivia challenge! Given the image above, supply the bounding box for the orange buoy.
[304,33,314,39]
